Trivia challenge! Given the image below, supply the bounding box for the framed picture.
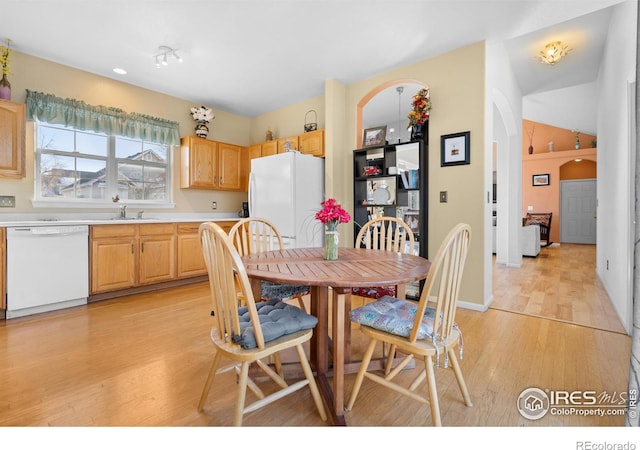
[441,131,470,166]
[403,210,420,234]
[363,126,387,148]
[532,173,550,186]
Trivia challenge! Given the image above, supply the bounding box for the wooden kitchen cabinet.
[180,137,243,191]
[176,223,207,278]
[91,225,137,294]
[218,142,243,190]
[0,99,26,179]
[176,221,235,278]
[180,136,217,189]
[261,140,277,157]
[91,220,236,295]
[277,136,299,153]
[138,223,176,285]
[299,129,324,157]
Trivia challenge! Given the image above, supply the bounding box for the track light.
[154,46,182,68]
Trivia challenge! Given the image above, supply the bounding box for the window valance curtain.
[25,90,181,146]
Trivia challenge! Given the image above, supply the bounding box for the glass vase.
[324,227,339,261]
[195,120,209,138]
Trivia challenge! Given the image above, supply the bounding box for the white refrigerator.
[249,152,325,248]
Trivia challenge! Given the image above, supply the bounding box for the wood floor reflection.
[491,243,626,334]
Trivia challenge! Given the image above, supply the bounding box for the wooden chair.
[523,212,552,247]
[346,223,473,426]
[229,218,309,312]
[197,222,327,426]
[353,216,416,300]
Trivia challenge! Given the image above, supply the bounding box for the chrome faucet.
[137,210,144,219]
[119,205,127,219]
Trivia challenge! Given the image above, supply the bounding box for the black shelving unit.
[352,126,428,259]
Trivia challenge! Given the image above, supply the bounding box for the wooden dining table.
[241,246,431,425]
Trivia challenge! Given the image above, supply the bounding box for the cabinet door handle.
[131,243,134,254]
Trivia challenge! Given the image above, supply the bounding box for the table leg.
[332,287,346,417]
[310,285,346,426]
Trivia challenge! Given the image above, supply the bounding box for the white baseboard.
[457,299,489,312]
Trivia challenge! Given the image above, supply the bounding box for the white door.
[560,179,596,244]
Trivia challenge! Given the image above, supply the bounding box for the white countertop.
[0,212,242,227]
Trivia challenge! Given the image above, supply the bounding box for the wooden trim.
[88,275,207,303]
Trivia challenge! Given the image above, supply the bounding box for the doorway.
[560,178,597,244]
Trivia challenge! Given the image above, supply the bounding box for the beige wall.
[250,95,325,145]
[4,51,250,215]
[332,41,487,306]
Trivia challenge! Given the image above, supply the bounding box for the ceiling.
[2,0,625,121]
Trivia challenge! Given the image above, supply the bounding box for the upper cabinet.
[299,129,324,157]
[277,136,299,153]
[0,99,25,179]
[180,136,243,191]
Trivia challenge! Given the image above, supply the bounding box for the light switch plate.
[439,191,448,203]
[0,195,15,207]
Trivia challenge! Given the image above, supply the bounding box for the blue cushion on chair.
[261,280,310,301]
[233,299,318,349]
[349,295,436,339]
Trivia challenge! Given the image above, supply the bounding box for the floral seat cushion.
[233,298,318,349]
[349,295,436,339]
[351,285,396,299]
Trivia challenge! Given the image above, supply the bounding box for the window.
[35,122,170,204]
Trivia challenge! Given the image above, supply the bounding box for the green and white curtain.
[25,90,180,146]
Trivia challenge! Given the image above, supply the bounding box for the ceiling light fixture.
[537,41,571,65]
[154,45,182,68]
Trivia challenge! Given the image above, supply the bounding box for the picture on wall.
[441,131,470,166]
[532,174,550,186]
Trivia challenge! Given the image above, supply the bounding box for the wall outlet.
[211,201,217,210]
[0,196,15,207]
[527,205,534,211]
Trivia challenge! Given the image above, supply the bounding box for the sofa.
[522,225,541,257]
[492,223,540,257]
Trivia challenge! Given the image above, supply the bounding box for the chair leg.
[346,338,377,411]
[198,350,223,411]
[234,361,251,426]
[384,344,397,375]
[448,347,473,407]
[424,355,441,426]
[295,343,328,421]
[295,294,309,313]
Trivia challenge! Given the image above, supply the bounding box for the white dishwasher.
[6,225,89,319]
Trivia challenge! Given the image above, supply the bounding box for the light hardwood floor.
[0,275,631,427]
[491,243,626,334]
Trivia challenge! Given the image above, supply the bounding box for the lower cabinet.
[176,223,207,278]
[91,225,137,294]
[91,221,236,296]
[138,223,176,285]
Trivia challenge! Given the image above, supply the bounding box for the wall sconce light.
[537,41,571,65]
[154,46,182,68]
